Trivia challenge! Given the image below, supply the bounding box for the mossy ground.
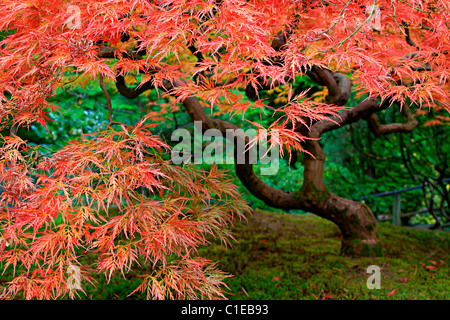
[199,210,449,300]
[1,210,448,300]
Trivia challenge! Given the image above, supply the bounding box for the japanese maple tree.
[0,0,449,299]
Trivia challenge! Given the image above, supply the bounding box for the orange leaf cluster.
[0,118,250,299]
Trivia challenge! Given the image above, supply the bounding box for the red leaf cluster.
[0,119,250,299]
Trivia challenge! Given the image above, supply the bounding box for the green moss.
[349,213,361,226]
[298,179,332,203]
[199,210,449,300]
[366,223,376,232]
[341,239,384,258]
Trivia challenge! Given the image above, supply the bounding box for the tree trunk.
[179,91,383,257]
[300,138,383,257]
[299,183,382,256]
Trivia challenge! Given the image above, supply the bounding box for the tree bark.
[298,124,382,257]
[299,181,382,257]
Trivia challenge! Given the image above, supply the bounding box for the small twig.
[336,0,377,49]
[108,121,124,126]
[99,104,136,114]
[137,97,144,115]
[38,145,56,153]
[99,75,113,125]
[403,23,419,49]
[397,0,433,13]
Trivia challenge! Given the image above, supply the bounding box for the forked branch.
[365,103,418,137]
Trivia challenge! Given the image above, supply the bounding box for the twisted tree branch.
[365,103,418,137]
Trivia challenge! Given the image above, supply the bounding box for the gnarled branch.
[309,97,381,137]
[308,66,351,105]
[170,79,304,210]
[365,103,418,137]
[115,75,155,99]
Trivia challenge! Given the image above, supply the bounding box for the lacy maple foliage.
[0,118,250,299]
[0,0,449,299]
[0,1,448,149]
